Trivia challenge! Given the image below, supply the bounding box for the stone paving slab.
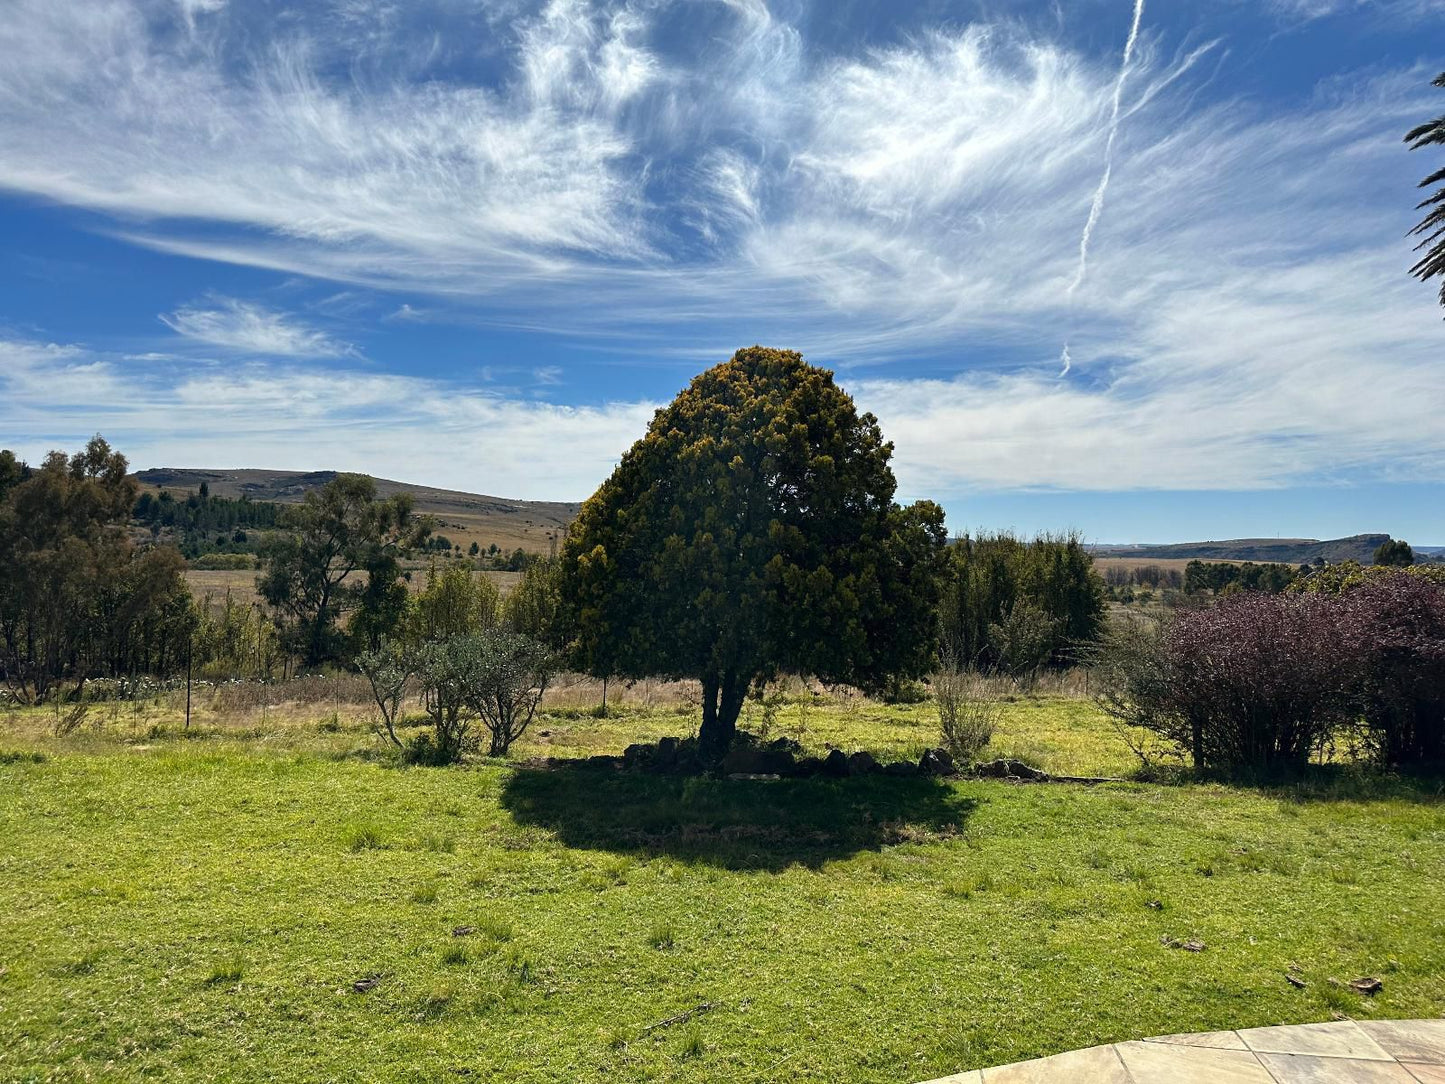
[917,1019,1445,1083]
[1239,1021,1393,1061]
[1253,1053,1419,1083]
[1357,1021,1445,1065]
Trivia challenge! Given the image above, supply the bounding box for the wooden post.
[185,635,193,732]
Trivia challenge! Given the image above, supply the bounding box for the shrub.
[190,553,255,571]
[1098,594,1354,771]
[401,730,449,766]
[356,639,411,748]
[938,531,1105,671]
[412,629,553,761]
[1339,573,1445,765]
[988,599,1058,691]
[453,629,555,758]
[933,667,997,764]
[1373,539,1415,567]
[414,640,478,763]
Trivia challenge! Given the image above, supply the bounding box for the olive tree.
[455,630,554,757]
[411,629,553,761]
[558,346,948,755]
[356,639,411,748]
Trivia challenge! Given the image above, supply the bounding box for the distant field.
[1092,557,1196,576]
[185,568,523,609]
[133,467,577,555]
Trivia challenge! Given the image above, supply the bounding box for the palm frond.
[1407,76,1445,307]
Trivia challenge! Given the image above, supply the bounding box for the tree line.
[0,441,194,703]
[8,348,1439,774]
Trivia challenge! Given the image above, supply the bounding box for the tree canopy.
[258,474,428,666]
[0,437,192,702]
[937,532,1105,673]
[558,346,947,753]
[1373,538,1416,568]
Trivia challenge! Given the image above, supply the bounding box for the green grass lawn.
[2,692,1443,1082]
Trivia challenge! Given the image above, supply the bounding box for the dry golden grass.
[0,670,1134,778]
[1092,557,1197,576]
[184,567,523,609]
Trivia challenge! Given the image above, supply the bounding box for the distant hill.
[1089,534,1391,565]
[131,468,579,554]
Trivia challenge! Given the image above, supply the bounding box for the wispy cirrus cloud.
[159,298,353,357]
[0,0,1440,501]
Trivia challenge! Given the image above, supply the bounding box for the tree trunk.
[699,670,747,758]
[699,673,721,755]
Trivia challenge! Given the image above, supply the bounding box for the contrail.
[1060,0,1145,377]
[1068,0,1145,299]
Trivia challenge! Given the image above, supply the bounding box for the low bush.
[1098,572,1445,771]
[1098,594,1353,771]
[1340,574,1445,765]
[189,553,256,571]
[932,667,998,764]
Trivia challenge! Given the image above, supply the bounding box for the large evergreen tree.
[558,347,947,754]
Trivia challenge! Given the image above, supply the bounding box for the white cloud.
[1261,0,1440,21]
[0,1,1440,497]
[159,298,354,357]
[0,339,655,500]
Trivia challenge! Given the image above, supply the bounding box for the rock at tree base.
[974,758,1050,781]
[847,750,880,774]
[720,745,796,777]
[623,743,650,770]
[918,748,955,776]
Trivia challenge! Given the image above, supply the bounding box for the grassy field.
[184,568,524,610]
[1092,557,1196,578]
[2,685,1443,1083]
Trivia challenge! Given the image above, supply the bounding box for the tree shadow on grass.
[1131,761,1445,804]
[1233,765,1445,805]
[498,762,979,871]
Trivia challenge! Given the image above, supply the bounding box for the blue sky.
[1,0,1442,543]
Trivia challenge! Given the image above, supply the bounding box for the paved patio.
[920,1019,1445,1083]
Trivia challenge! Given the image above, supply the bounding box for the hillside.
[132,468,579,555]
[1089,534,1391,564]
